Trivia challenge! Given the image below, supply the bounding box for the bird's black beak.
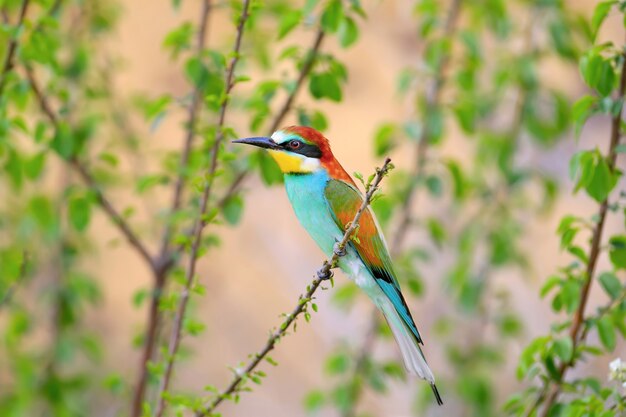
[232,137,280,150]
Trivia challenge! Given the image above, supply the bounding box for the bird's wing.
[324,178,423,344]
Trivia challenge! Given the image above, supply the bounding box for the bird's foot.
[317,267,334,280]
[333,241,346,257]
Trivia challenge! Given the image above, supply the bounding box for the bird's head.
[233,126,333,174]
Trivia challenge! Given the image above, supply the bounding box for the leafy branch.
[389,0,462,252]
[131,1,214,414]
[23,66,155,268]
[195,157,394,417]
[531,50,626,417]
[153,1,252,415]
[216,26,326,210]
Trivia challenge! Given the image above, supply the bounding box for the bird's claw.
[317,268,333,280]
[333,242,346,257]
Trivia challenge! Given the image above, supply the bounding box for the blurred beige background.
[83,1,625,416]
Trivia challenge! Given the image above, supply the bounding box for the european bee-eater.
[233,126,442,405]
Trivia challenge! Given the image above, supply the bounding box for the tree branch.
[390,0,462,252]
[153,2,252,415]
[214,27,326,213]
[157,0,212,268]
[24,66,155,269]
[195,158,394,417]
[535,51,626,417]
[0,0,30,96]
[131,2,213,415]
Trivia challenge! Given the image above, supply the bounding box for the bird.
[233,126,442,405]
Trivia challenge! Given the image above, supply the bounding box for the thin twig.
[131,2,213,414]
[211,27,326,216]
[157,0,212,268]
[534,51,626,417]
[0,0,30,96]
[196,158,394,417]
[390,0,462,252]
[24,66,155,269]
[153,2,252,416]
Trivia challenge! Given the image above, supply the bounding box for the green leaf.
[571,150,618,202]
[309,72,342,102]
[597,316,616,351]
[373,123,396,156]
[136,174,168,194]
[425,175,442,197]
[553,337,573,362]
[185,57,210,89]
[68,195,91,232]
[257,151,283,185]
[303,390,325,412]
[591,2,616,41]
[325,352,350,375]
[221,195,244,225]
[571,95,597,137]
[277,10,302,40]
[338,17,358,48]
[22,152,46,179]
[598,272,622,299]
[608,235,626,269]
[580,52,616,96]
[426,218,446,248]
[162,22,194,58]
[320,0,343,33]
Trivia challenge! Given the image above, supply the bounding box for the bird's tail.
[378,298,443,405]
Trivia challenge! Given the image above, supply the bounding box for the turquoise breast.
[284,171,341,258]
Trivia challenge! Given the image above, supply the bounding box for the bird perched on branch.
[233,126,442,405]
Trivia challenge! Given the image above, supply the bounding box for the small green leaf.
[222,195,244,225]
[571,95,597,136]
[609,235,626,269]
[68,195,91,232]
[373,123,396,156]
[309,72,342,102]
[553,337,573,362]
[338,17,358,48]
[591,2,616,41]
[597,316,616,351]
[303,390,325,412]
[320,0,343,33]
[598,272,622,299]
[162,22,194,58]
[277,10,302,39]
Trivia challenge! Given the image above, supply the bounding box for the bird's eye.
[288,140,301,149]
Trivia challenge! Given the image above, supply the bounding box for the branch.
[24,66,155,269]
[195,158,394,417]
[534,51,626,417]
[213,27,326,212]
[389,0,462,252]
[153,2,252,415]
[157,0,212,269]
[131,2,213,415]
[0,0,30,96]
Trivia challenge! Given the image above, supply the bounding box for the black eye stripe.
[280,140,322,158]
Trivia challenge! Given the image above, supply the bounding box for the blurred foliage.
[0,0,624,417]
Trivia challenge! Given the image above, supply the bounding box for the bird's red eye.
[289,140,301,149]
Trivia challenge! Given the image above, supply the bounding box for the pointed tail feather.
[378,298,443,405]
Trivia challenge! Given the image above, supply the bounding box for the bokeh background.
[1,0,625,416]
